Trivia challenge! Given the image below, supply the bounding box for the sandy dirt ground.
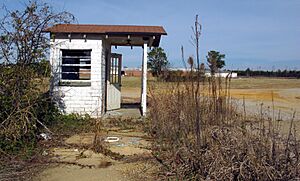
[231,88,300,120]
[224,78,300,120]
[35,129,156,181]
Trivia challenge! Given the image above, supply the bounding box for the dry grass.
[147,74,300,180]
[122,76,300,121]
[122,77,141,89]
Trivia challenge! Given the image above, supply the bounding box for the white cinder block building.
[45,24,167,117]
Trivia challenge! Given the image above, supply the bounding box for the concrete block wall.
[50,34,104,117]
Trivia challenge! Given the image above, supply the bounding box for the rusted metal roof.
[44,24,167,35]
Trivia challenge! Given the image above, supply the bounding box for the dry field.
[122,77,300,115]
[230,78,300,120]
[122,76,300,134]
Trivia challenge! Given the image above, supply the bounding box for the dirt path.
[35,129,155,181]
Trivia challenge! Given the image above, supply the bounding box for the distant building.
[168,68,238,78]
[205,71,238,78]
[123,68,153,77]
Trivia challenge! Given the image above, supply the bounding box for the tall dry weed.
[148,69,300,180]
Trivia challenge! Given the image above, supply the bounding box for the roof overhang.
[44,24,167,47]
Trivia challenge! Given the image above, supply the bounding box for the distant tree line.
[233,68,300,78]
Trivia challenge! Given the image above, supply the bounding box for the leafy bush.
[0,66,41,155]
[0,65,91,155]
[0,1,75,158]
[30,60,51,77]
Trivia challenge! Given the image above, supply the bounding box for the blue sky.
[2,0,300,70]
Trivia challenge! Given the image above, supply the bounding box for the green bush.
[0,132,37,159]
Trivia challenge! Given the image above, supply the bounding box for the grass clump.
[49,113,93,136]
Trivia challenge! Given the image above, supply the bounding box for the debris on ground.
[104,136,120,143]
[39,133,52,140]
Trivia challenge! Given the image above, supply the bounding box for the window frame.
[59,49,92,86]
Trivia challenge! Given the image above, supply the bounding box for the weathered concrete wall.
[50,34,104,117]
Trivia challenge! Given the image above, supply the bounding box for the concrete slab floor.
[104,106,142,119]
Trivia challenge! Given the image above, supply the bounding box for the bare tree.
[191,15,203,145]
[0,1,75,64]
[191,15,202,69]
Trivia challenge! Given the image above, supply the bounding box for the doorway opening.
[105,48,142,118]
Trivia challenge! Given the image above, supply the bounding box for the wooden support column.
[141,42,148,116]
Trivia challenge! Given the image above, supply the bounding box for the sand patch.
[36,129,153,181]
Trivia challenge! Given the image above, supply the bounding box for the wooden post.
[141,42,148,116]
